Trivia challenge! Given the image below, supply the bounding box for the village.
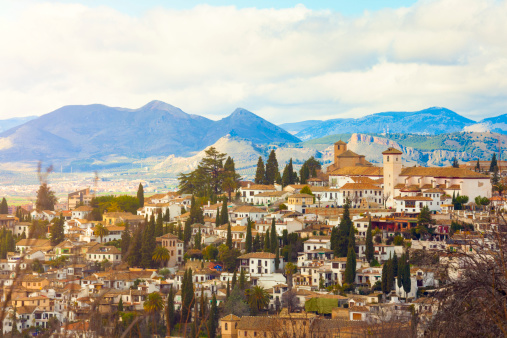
[0,141,501,337]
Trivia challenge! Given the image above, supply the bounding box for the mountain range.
[0,101,506,172]
[0,101,299,167]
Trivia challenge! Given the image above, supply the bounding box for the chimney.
[432,180,436,188]
[248,183,251,188]
[208,201,210,207]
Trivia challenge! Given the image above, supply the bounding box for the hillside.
[0,116,37,133]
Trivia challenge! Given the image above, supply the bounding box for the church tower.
[334,140,347,163]
[383,147,403,208]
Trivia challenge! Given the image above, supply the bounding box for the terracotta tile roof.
[328,166,383,177]
[221,314,241,321]
[423,188,445,193]
[234,206,267,213]
[253,191,287,197]
[289,194,314,198]
[238,252,276,259]
[73,206,93,212]
[337,150,363,158]
[382,147,403,155]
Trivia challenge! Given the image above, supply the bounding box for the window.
[225,323,228,330]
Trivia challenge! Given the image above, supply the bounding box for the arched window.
[225,323,228,330]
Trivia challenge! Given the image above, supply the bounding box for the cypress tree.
[275,248,280,270]
[184,219,192,246]
[166,287,175,335]
[0,198,8,214]
[381,260,389,295]
[182,269,194,323]
[386,255,395,292]
[270,218,277,253]
[226,223,233,249]
[232,270,237,288]
[127,227,142,267]
[239,269,246,290]
[392,252,399,278]
[264,230,270,252]
[245,218,252,253]
[118,298,123,312]
[220,198,228,225]
[397,253,405,289]
[137,183,144,208]
[155,210,164,237]
[49,215,65,246]
[226,280,230,297]
[195,227,202,249]
[475,158,480,172]
[287,159,295,184]
[121,222,131,258]
[336,201,352,257]
[208,294,218,338]
[330,226,338,254]
[255,157,266,185]
[365,218,374,263]
[253,233,260,252]
[343,225,357,284]
[403,254,411,297]
[281,164,290,187]
[490,153,498,172]
[140,225,153,268]
[215,207,220,227]
[265,150,279,185]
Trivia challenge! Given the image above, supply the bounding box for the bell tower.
[383,147,403,208]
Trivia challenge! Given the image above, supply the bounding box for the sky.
[0,0,506,123]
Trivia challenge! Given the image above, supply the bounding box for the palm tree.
[144,292,164,333]
[245,286,269,314]
[94,223,109,243]
[152,246,170,268]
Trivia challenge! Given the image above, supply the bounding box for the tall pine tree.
[0,198,8,214]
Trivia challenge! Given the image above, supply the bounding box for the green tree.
[343,226,356,284]
[207,294,219,338]
[335,201,352,257]
[178,147,228,197]
[275,248,280,270]
[155,211,164,237]
[365,218,374,263]
[118,297,123,312]
[94,223,110,243]
[223,285,250,317]
[127,228,142,267]
[226,222,233,249]
[166,287,175,336]
[49,215,65,246]
[215,207,220,227]
[239,268,247,290]
[137,183,144,208]
[220,197,229,225]
[246,286,269,314]
[194,227,202,249]
[402,254,411,297]
[265,150,279,185]
[152,246,170,268]
[232,270,237,288]
[300,185,315,203]
[0,198,8,214]
[452,157,459,168]
[121,222,131,258]
[255,156,266,185]
[270,218,277,253]
[245,218,253,253]
[181,269,195,323]
[202,245,218,261]
[490,153,498,172]
[253,233,261,252]
[264,230,270,252]
[475,158,481,172]
[36,183,57,211]
[397,253,405,290]
[143,292,164,333]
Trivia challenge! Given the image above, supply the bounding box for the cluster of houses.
[0,144,496,336]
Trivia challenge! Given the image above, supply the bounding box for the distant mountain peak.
[230,108,258,118]
[140,100,177,111]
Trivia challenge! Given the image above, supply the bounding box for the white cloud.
[0,0,506,123]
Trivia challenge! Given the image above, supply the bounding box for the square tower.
[383,147,403,208]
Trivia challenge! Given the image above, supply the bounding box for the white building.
[238,252,284,276]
